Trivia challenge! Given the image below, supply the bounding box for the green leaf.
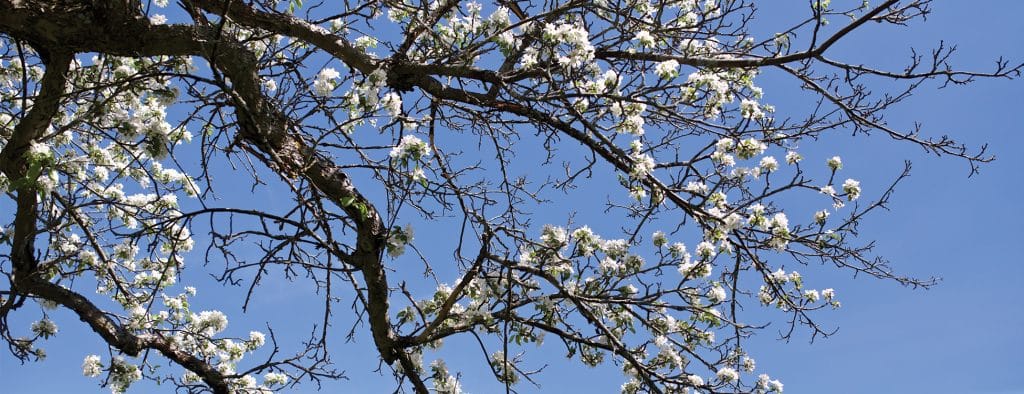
[354,202,369,221]
[7,177,32,192]
[25,161,42,181]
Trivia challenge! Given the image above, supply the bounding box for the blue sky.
[2,2,1023,393]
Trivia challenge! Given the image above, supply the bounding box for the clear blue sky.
[2,2,1022,393]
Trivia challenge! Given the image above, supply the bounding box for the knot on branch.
[384,58,418,93]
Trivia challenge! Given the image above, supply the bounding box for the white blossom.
[827,156,843,171]
[540,225,568,248]
[652,231,668,247]
[599,257,622,274]
[630,187,647,201]
[390,135,430,161]
[354,36,378,49]
[82,355,103,377]
[696,241,716,259]
[740,99,764,119]
[263,78,277,92]
[736,138,767,159]
[742,356,756,372]
[31,319,58,338]
[770,213,789,230]
[571,226,596,244]
[410,167,427,184]
[842,178,861,200]
[769,268,788,283]
[264,372,289,386]
[715,137,736,153]
[520,47,539,68]
[236,375,258,389]
[655,60,679,80]
[313,67,340,97]
[716,367,739,382]
[708,285,727,303]
[541,22,595,68]
[711,151,736,166]
[26,141,51,162]
[814,209,830,224]
[634,31,656,48]
[669,242,689,259]
[386,224,415,258]
[785,151,802,164]
[109,357,141,393]
[192,310,228,335]
[488,7,511,28]
[248,331,266,348]
[684,181,709,194]
[381,92,403,117]
[330,18,346,32]
[759,156,779,172]
[630,152,655,179]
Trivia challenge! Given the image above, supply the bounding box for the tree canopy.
[0,0,1018,393]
